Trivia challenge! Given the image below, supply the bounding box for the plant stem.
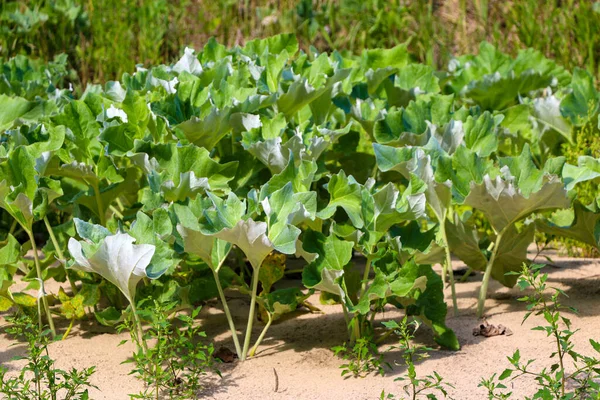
[477,230,504,318]
[109,205,124,220]
[241,266,260,361]
[130,301,148,353]
[27,229,56,337]
[358,254,373,300]
[351,316,361,344]
[43,216,78,295]
[8,219,17,236]
[460,267,473,282]
[439,222,458,316]
[62,318,75,341]
[211,269,242,358]
[91,182,106,226]
[249,312,273,357]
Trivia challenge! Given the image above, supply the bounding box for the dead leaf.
[473,320,513,337]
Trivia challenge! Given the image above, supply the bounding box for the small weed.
[332,335,389,378]
[381,317,452,400]
[0,313,97,400]
[479,264,600,399]
[118,300,219,400]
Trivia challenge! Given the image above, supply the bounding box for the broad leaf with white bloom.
[68,219,155,303]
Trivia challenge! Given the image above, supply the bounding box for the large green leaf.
[317,170,364,229]
[0,95,34,131]
[536,201,600,249]
[491,224,535,287]
[129,210,179,278]
[464,170,569,233]
[445,213,487,272]
[301,230,354,302]
[69,220,155,303]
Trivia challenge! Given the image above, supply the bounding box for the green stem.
[27,229,56,337]
[8,219,17,236]
[350,316,361,344]
[241,265,260,361]
[375,328,394,345]
[341,302,350,328]
[62,318,75,341]
[91,182,106,226]
[212,269,242,358]
[249,312,273,357]
[358,254,373,300]
[441,258,447,284]
[130,301,148,353]
[109,205,124,220]
[43,216,78,295]
[439,222,458,316]
[460,267,473,282]
[115,197,125,212]
[477,230,504,318]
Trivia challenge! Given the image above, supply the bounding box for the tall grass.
[1,0,600,84]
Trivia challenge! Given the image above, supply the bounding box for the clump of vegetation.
[118,300,219,400]
[479,264,600,399]
[3,0,600,86]
[0,313,97,400]
[332,335,389,378]
[380,317,453,400]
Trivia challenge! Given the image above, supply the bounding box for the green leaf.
[132,141,238,200]
[69,226,155,303]
[463,112,498,157]
[302,230,354,301]
[560,68,599,125]
[536,201,600,249]
[95,306,123,326]
[562,156,600,192]
[243,34,299,57]
[0,234,21,266]
[176,107,233,150]
[0,95,34,131]
[353,255,427,315]
[258,253,286,294]
[464,169,569,233]
[499,369,513,380]
[317,170,364,229]
[491,224,535,287]
[129,211,179,278]
[445,213,487,271]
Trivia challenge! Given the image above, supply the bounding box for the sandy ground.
[1,251,599,400]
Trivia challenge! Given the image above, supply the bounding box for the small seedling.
[332,334,390,378]
[479,264,600,399]
[0,313,97,400]
[381,317,453,399]
[118,299,219,400]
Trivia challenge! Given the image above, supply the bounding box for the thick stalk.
[249,312,273,357]
[91,182,106,226]
[441,259,447,284]
[350,316,361,344]
[8,219,17,236]
[211,269,242,358]
[358,254,373,299]
[241,266,260,361]
[439,223,458,316]
[27,230,56,337]
[43,216,78,295]
[476,230,504,318]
